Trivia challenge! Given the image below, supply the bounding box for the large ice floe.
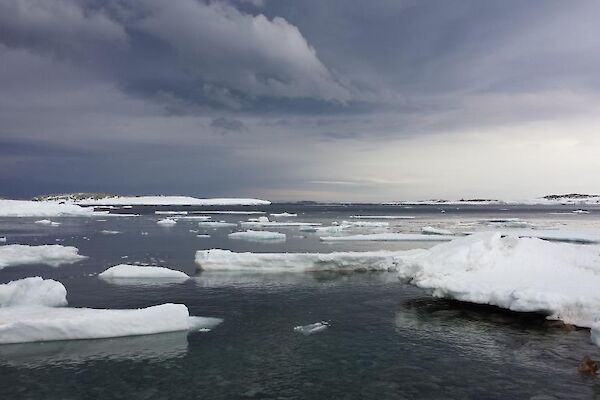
[319,233,455,242]
[195,249,400,272]
[0,278,221,344]
[98,264,190,280]
[73,196,270,206]
[0,200,96,217]
[228,230,286,242]
[0,277,67,307]
[241,216,320,229]
[0,244,86,269]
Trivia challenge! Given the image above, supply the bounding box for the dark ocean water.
[1,203,600,399]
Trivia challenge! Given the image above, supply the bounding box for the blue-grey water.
[1,203,600,399]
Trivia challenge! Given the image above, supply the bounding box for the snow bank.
[320,233,454,242]
[0,244,86,269]
[195,249,401,272]
[98,264,189,280]
[157,218,177,226]
[422,226,454,235]
[75,196,270,206]
[228,230,286,242]
[0,200,95,217]
[293,321,329,335]
[0,304,221,344]
[0,277,67,307]
[395,232,600,327]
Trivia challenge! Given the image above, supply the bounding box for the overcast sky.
[2,0,600,201]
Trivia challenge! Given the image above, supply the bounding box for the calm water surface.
[1,204,600,399]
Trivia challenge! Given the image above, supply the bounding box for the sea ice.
[74,196,270,206]
[319,233,454,242]
[0,277,67,307]
[35,219,60,226]
[592,323,600,347]
[228,230,286,242]
[0,200,95,217]
[421,226,454,235]
[0,244,86,269]
[270,212,298,217]
[100,230,120,235]
[197,221,237,228]
[293,321,329,335]
[157,218,177,226]
[350,215,415,219]
[98,264,190,280]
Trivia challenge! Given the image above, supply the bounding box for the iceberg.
[319,233,455,242]
[0,303,221,344]
[195,249,401,272]
[293,321,329,335]
[98,264,190,280]
[0,244,86,269]
[0,277,67,307]
[157,218,177,226]
[0,200,95,217]
[421,226,454,235]
[73,196,270,206]
[395,232,600,327]
[228,230,286,242]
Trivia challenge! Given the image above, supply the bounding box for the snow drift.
[0,244,86,269]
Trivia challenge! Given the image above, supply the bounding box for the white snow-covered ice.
[270,212,297,217]
[0,200,96,217]
[350,215,415,219]
[422,226,454,235]
[197,221,238,228]
[592,323,600,347]
[293,321,329,335]
[319,233,455,242]
[228,230,286,242]
[157,218,177,226]
[73,196,270,206]
[0,244,86,269]
[0,277,67,307]
[98,264,189,280]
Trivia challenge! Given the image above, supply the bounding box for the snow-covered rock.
[0,244,86,269]
[0,277,67,307]
[195,249,401,272]
[228,230,286,242]
[98,264,189,280]
[0,200,95,217]
[319,233,455,242]
[0,304,221,344]
[157,218,177,226]
[293,321,329,335]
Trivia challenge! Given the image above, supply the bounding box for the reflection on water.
[0,331,188,368]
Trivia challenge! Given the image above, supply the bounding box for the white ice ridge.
[0,304,222,344]
[73,196,271,206]
[293,321,329,335]
[195,249,401,272]
[157,218,177,225]
[98,264,190,280]
[395,232,600,328]
[0,200,96,217]
[228,230,286,242]
[319,233,455,242]
[350,215,416,219]
[0,277,67,307]
[0,244,87,269]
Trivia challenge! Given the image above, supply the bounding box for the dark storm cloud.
[1,0,600,199]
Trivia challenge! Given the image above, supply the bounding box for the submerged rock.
[577,356,598,375]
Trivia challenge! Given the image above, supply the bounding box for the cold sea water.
[1,203,600,399]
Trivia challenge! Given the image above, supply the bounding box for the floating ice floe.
[100,230,120,235]
[270,212,298,217]
[343,220,389,227]
[0,277,67,307]
[228,230,286,242]
[73,196,271,206]
[0,244,86,269]
[157,218,177,226]
[196,211,265,215]
[240,218,321,229]
[155,211,188,215]
[0,237,6,243]
[196,234,211,238]
[421,226,454,235]
[350,215,415,219]
[197,221,237,228]
[480,218,534,228]
[592,324,600,347]
[98,264,190,281]
[0,200,95,217]
[34,219,60,226]
[174,216,212,220]
[319,233,455,242]
[572,209,590,214]
[293,321,329,335]
[195,249,400,272]
[0,304,222,344]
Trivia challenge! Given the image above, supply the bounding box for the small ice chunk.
[320,233,454,242]
[35,219,60,226]
[293,321,330,335]
[0,277,67,307]
[421,226,454,235]
[350,215,415,219]
[270,212,297,217]
[155,211,188,215]
[0,237,6,243]
[196,234,211,238]
[100,230,121,235]
[99,264,189,280]
[157,218,177,226]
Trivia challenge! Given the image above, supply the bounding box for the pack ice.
[0,244,87,269]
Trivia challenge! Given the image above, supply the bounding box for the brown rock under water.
[578,356,598,375]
